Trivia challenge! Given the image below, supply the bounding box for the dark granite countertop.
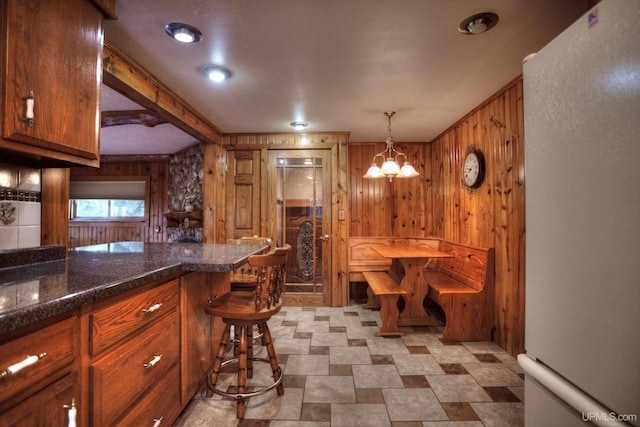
[0,242,267,335]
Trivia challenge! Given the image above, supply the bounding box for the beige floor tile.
[352,364,404,388]
[311,331,348,347]
[285,354,329,375]
[330,346,372,365]
[426,374,492,403]
[392,353,445,375]
[177,305,524,426]
[470,402,525,427]
[383,388,448,421]
[303,375,356,403]
[331,403,391,427]
[462,363,524,387]
[366,336,410,355]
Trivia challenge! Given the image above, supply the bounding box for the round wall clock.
[462,146,485,191]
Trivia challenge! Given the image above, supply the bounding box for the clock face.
[462,149,484,190]
[463,152,479,186]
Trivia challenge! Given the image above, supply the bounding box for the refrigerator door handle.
[518,354,628,427]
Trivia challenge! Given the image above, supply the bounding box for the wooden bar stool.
[205,244,290,419]
[226,237,272,352]
[227,237,272,291]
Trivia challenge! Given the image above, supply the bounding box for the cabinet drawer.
[115,364,181,427]
[89,279,179,355]
[0,317,76,408]
[1,373,77,427]
[90,309,179,427]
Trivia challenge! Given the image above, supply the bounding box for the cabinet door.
[1,373,78,427]
[180,271,230,405]
[2,0,101,165]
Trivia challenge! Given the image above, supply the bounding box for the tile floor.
[174,305,524,427]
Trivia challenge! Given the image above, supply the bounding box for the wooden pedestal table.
[371,245,453,327]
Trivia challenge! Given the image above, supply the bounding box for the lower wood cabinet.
[0,270,231,427]
[180,271,230,405]
[1,373,78,427]
[81,271,230,426]
[0,316,79,426]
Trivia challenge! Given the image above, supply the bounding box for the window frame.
[68,176,150,225]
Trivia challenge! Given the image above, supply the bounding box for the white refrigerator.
[519,0,640,426]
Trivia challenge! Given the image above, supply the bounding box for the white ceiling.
[101,0,588,155]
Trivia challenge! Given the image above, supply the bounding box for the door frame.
[267,149,331,306]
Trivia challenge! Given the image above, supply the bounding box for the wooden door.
[1,0,102,166]
[225,150,263,239]
[268,150,332,306]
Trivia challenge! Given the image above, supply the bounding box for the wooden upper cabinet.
[0,0,104,167]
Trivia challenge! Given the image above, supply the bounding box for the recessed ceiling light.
[165,22,203,43]
[290,121,308,131]
[202,65,232,82]
[458,13,499,35]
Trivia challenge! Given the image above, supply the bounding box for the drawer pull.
[0,352,46,379]
[152,417,163,427]
[63,398,77,427]
[22,91,35,127]
[142,303,162,314]
[143,354,163,370]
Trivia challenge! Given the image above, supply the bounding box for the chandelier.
[363,111,420,181]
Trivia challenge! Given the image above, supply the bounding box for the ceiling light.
[458,13,499,35]
[165,23,203,43]
[290,121,308,131]
[203,65,231,82]
[363,111,420,182]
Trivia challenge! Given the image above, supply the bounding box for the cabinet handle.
[143,354,163,370]
[152,417,163,427]
[63,398,77,427]
[142,303,162,314]
[0,352,46,379]
[22,91,35,127]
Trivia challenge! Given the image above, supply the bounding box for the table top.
[371,244,453,259]
[0,242,267,335]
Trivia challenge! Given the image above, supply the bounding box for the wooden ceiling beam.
[102,40,222,145]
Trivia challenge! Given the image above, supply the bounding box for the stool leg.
[247,325,254,379]
[237,324,248,419]
[261,322,284,396]
[206,323,232,397]
[257,323,266,345]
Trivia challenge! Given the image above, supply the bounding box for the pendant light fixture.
[363,111,420,182]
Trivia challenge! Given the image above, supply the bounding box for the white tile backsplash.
[0,163,42,250]
[17,225,41,248]
[0,226,19,250]
[18,167,41,192]
[18,201,41,225]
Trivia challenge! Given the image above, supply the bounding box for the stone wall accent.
[168,144,204,242]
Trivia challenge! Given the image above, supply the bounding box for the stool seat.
[206,291,281,323]
[205,244,290,419]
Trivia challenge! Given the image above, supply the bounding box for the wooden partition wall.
[348,77,525,356]
[68,158,169,248]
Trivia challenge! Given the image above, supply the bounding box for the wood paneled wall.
[68,158,169,248]
[349,142,431,237]
[348,77,525,356]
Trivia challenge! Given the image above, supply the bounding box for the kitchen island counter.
[0,242,267,335]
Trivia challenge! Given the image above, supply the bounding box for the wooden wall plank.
[348,78,525,356]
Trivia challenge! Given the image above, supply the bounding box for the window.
[69,177,149,222]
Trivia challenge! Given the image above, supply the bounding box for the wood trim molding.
[101,110,168,128]
[102,41,223,145]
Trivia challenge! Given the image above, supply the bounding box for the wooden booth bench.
[348,237,440,336]
[425,240,495,342]
[348,237,494,342]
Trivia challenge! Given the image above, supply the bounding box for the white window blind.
[70,181,146,200]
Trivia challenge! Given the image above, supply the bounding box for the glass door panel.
[269,150,330,306]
